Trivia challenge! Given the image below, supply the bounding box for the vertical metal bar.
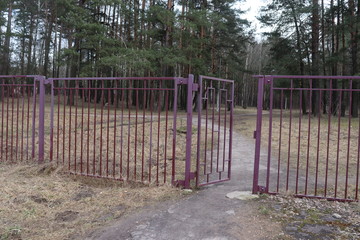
[120,88,125,179]
[315,88,321,196]
[57,85,60,162]
[106,89,111,177]
[324,80,333,197]
[100,82,104,176]
[93,85,97,175]
[286,80,294,191]
[204,86,209,176]
[11,83,15,161]
[149,83,154,182]
[6,84,9,161]
[31,80,37,159]
[216,83,222,175]
[295,89,303,194]
[127,81,131,180]
[210,85,215,176]
[164,90,169,183]
[20,85,25,161]
[228,81,234,180]
[266,78,274,192]
[253,76,265,194]
[113,81,118,178]
[196,76,203,186]
[305,83,313,195]
[26,86,30,159]
[1,80,4,161]
[81,88,84,173]
[335,90,342,198]
[222,87,227,176]
[184,74,194,188]
[68,88,73,171]
[172,80,178,185]
[277,90,284,192]
[38,76,45,163]
[15,83,20,162]
[74,82,78,172]
[345,81,353,199]
[62,81,66,165]
[50,80,54,162]
[87,85,91,175]
[134,87,139,180]
[156,83,161,184]
[141,82,146,181]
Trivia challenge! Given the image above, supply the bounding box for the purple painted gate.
[45,76,197,186]
[0,74,234,188]
[253,75,360,202]
[196,76,234,187]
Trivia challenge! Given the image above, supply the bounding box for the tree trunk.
[312,0,320,116]
[0,1,12,75]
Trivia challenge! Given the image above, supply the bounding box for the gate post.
[37,76,46,163]
[184,74,195,188]
[253,76,265,194]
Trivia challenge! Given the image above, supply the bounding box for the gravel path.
[85,126,285,240]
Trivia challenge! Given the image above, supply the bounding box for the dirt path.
[85,128,286,240]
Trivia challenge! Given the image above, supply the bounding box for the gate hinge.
[192,84,199,92]
[253,131,257,139]
[189,172,196,180]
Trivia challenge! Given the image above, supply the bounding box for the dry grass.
[0,96,198,239]
[234,107,360,199]
[0,162,184,240]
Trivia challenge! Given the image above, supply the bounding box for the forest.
[0,0,360,108]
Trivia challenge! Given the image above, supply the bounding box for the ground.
[0,163,184,240]
[258,194,360,239]
[1,107,360,239]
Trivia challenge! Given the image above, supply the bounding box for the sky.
[236,0,271,40]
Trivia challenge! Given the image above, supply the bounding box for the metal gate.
[45,76,197,187]
[0,74,234,189]
[195,76,234,187]
[253,75,360,202]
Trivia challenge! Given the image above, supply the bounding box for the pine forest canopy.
[0,0,360,109]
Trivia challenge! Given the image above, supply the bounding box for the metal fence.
[1,75,234,189]
[0,75,41,162]
[47,77,191,185]
[253,75,360,202]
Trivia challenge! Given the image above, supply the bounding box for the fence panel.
[0,75,40,162]
[254,75,360,202]
[47,77,190,185]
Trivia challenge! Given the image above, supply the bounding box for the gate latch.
[253,131,257,139]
